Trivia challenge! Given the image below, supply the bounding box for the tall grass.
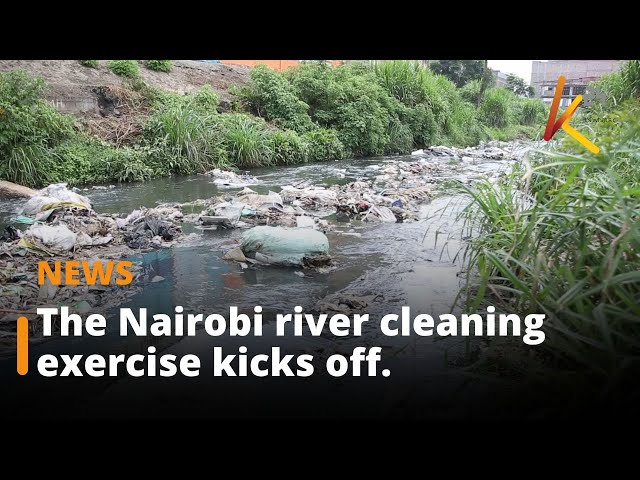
[480,88,512,128]
[595,60,640,108]
[374,60,431,106]
[221,114,274,167]
[458,101,640,383]
[144,91,230,173]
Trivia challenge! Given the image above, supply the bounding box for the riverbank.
[0,61,544,189]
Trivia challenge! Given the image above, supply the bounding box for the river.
[0,145,525,418]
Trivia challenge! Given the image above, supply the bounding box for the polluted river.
[0,141,533,418]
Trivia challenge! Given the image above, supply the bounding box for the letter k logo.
[543,75,599,154]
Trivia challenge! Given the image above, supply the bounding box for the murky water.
[1,151,519,417]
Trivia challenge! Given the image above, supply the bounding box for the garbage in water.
[240,226,330,267]
[206,168,261,188]
[21,183,92,216]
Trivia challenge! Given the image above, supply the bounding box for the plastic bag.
[21,183,92,216]
[27,224,77,251]
[241,226,329,266]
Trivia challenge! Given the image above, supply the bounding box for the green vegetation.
[79,60,99,68]
[506,73,535,97]
[458,60,640,399]
[108,60,139,78]
[1,61,545,187]
[429,60,485,87]
[144,60,173,72]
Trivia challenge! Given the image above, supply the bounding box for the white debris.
[207,168,260,188]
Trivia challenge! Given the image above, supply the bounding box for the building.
[491,69,509,87]
[531,60,624,107]
[217,60,342,71]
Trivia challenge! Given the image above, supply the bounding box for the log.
[0,180,36,199]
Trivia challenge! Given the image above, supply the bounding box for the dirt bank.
[0,60,250,106]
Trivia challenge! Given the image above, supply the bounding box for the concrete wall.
[49,96,99,114]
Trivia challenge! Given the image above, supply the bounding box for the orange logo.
[543,75,599,154]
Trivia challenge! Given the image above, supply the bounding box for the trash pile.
[2,184,185,255]
[420,140,535,162]
[0,183,189,352]
[206,168,261,188]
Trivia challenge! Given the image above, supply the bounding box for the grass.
[108,60,139,79]
[221,114,274,167]
[457,101,640,391]
[79,60,99,68]
[144,60,173,72]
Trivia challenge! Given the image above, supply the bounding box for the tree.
[429,60,485,87]
[477,61,495,107]
[506,74,535,97]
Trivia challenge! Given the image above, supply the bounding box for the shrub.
[144,60,173,72]
[460,79,482,104]
[236,64,315,133]
[108,60,139,79]
[0,70,75,187]
[594,60,640,109]
[269,129,309,164]
[518,98,547,126]
[480,88,513,128]
[79,60,99,68]
[302,128,345,162]
[374,60,431,106]
[50,137,154,184]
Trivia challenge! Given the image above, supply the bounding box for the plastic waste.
[27,224,77,251]
[241,226,330,266]
[212,202,245,225]
[14,215,35,225]
[21,183,91,216]
[391,199,403,208]
[365,206,397,223]
[237,191,283,211]
[296,216,315,229]
[207,168,260,188]
[279,185,337,206]
[411,149,425,156]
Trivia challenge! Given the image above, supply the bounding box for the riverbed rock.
[0,180,36,199]
[223,246,247,263]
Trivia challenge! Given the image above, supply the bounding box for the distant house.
[491,69,510,88]
[218,60,342,71]
[531,60,624,107]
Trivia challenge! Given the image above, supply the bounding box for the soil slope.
[0,60,250,104]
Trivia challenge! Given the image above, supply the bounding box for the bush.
[480,88,513,128]
[0,70,75,187]
[594,60,640,109]
[460,79,482,104]
[374,60,431,106]
[50,137,154,184]
[236,65,315,133]
[269,129,309,165]
[144,60,173,72]
[108,60,139,79]
[79,60,99,68]
[518,98,547,125]
[302,128,345,162]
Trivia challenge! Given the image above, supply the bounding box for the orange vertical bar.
[17,316,28,375]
